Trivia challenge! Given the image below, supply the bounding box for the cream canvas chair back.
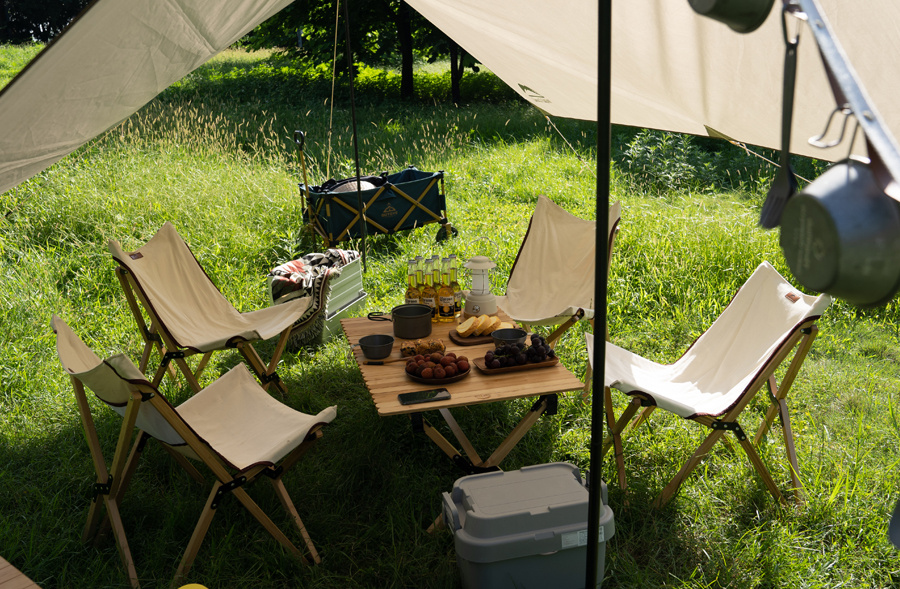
[109,222,254,349]
[497,196,620,343]
[53,314,184,446]
[637,261,831,418]
[598,262,832,506]
[109,221,312,394]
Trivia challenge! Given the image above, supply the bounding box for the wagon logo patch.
[382,203,399,218]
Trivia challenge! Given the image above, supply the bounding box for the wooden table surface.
[0,557,40,589]
[341,313,584,416]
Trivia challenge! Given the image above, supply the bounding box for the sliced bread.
[456,315,479,337]
[472,314,493,336]
[484,315,503,334]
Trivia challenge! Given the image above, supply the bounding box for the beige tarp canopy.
[2,1,900,195]
[405,0,900,164]
[0,0,294,196]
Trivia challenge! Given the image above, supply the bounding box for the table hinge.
[452,454,501,476]
[531,393,558,416]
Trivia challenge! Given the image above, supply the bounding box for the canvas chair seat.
[53,315,335,588]
[594,261,831,506]
[496,195,620,341]
[109,221,313,392]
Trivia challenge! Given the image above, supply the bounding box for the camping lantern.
[463,255,497,316]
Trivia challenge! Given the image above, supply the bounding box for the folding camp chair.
[109,222,315,394]
[52,315,336,588]
[495,195,621,347]
[593,262,830,507]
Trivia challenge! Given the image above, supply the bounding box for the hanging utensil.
[759,15,800,229]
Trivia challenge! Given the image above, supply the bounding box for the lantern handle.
[464,236,500,262]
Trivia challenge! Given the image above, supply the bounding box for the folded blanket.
[268,249,361,348]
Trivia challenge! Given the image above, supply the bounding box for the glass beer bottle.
[421,258,438,320]
[404,259,421,305]
[438,257,455,322]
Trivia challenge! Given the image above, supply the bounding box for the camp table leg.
[481,395,553,469]
[438,408,483,466]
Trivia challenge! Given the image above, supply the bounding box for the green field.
[2,47,900,588]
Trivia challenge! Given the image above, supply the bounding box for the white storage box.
[442,462,614,589]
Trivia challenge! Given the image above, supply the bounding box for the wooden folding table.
[341,314,584,474]
[0,556,40,589]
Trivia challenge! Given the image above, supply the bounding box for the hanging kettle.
[779,157,900,307]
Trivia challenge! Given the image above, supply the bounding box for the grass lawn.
[2,47,900,588]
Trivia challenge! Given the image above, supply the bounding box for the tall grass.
[2,47,900,588]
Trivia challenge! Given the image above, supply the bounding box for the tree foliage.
[0,0,90,43]
[241,0,477,101]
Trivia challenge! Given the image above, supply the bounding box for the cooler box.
[320,257,366,342]
[442,462,614,589]
[270,254,367,348]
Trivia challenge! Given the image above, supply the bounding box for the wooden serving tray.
[473,356,560,374]
[448,320,520,346]
[448,330,495,346]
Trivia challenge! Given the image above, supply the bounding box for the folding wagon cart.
[295,131,456,249]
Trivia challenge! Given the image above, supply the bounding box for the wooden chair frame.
[113,257,293,396]
[57,319,330,588]
[599,320,820,508]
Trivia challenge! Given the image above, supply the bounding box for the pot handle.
[367,312,392,322]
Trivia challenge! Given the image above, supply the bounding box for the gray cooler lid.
[453,463,588,539]
[444,463,614,563]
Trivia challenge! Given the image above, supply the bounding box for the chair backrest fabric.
[664,262,831,415]
[679,261,830,380]
[503,196,619,321]
[52,315,185,445]
[108,222,257,349]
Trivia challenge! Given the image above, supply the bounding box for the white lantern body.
[463,255,498,316]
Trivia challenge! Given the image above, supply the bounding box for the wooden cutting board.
[473,356,560,374]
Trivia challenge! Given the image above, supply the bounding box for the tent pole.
[586,0,612,587]
[342,0,367,271]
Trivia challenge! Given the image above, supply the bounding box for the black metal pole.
[341,0,367,271]
[586,0,612,587]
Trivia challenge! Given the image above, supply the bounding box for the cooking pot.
[367,304,433,339]
[779,157,900,307]
[688,0,775,33]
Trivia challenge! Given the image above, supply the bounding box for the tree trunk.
[449,39,462,105]
[398,1,414,100]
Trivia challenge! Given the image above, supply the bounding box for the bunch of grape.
[483,334,555,369]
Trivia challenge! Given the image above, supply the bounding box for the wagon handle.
[294,130,313,226]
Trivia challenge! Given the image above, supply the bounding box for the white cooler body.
[442,462,615,589]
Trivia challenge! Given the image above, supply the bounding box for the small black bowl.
[359,334,395,360]
[491,328,527,348]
